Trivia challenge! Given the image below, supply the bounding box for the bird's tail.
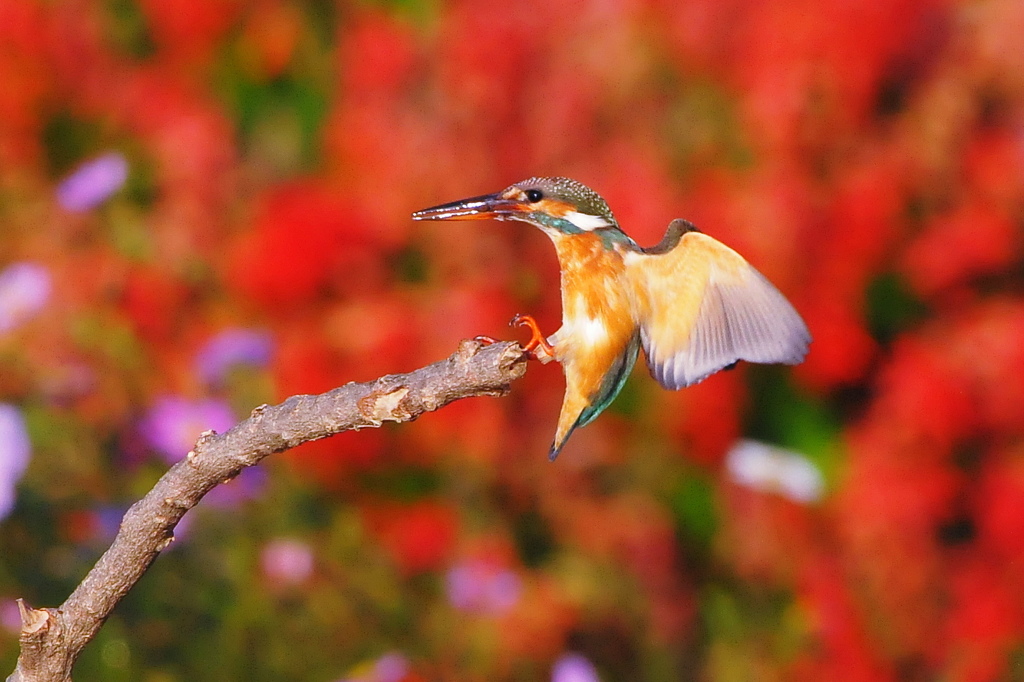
[548,419,580,461]
[548,336,640,461]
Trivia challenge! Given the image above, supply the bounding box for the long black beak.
[412,193,526,221]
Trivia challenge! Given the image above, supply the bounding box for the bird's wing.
[628,231,810,389]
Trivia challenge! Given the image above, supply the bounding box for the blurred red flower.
[273,325,347,396]
[901,201,1018,298]
[120,265,190,343]
[867,337,977,456]
[495,577,577,664]
[795,302,877,391]
[0,2,52,165]
[944,301,1024,434]
[836,440,957,653]
[139,0,244,66]
[794,556,897,682]
[285,430,387,487]
[436,1,541,124]
[339,10,420,98]
[322,293,420,380]
[975,449,1024,566]
[226,182,384,311]
[963,129,1024,207]
[817,154,908,301]
[659,371,743,467]
[371,500,460,575]
[941,559,1023,682]
[237,1,302,79]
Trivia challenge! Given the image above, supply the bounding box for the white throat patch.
[564,210,611,231]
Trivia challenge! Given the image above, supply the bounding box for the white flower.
[0,404,31,520]
[725,439,825,503]
[0,262,51,334]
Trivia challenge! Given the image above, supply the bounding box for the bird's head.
[412,177,622,238]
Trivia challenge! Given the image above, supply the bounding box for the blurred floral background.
[2,0,1024,680]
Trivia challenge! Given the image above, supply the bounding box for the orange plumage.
[413,178,810,460]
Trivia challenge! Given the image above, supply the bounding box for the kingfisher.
[413,177,810,461]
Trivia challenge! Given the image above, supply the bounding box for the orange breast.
[550,234,636,381]
[543,233,639,450]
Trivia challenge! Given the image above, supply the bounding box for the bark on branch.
[7,340,528,682]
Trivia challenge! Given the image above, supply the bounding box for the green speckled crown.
[511,177,618,227]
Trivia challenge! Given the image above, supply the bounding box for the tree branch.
[7,340,528,682]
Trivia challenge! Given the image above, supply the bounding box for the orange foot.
[510,313,555,361]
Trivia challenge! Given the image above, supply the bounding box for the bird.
[412,177,811,461]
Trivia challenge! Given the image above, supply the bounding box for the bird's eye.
[525,189,544,203]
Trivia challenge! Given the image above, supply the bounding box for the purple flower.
[1,599,22,634]
[446,560,522,614]
[0,403,31,521]
[334,651,410,682]
[552,654,600,682]
[373,652,409,682]
[91,505,127,545]
[195,328,273,385]
[56,152,129,211]
[79,502,197,550]
[204,466,266,507]
[0,262,52,334]
[261,538,315,586]
[139,396,236,464]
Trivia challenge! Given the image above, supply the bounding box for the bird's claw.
[510,313,555,361]
[472,335,499,346]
